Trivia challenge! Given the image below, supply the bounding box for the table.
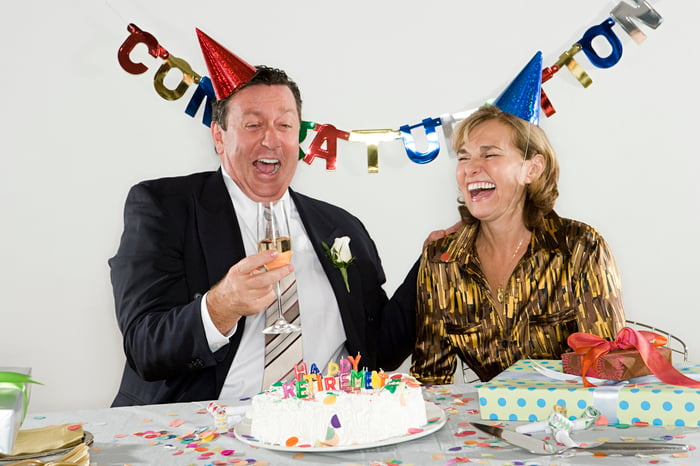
[9,384,698,466]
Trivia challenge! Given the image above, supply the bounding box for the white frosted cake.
[248,361,428,447]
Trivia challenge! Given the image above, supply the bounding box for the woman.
[410,104,626,384]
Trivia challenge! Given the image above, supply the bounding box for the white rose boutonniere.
[322,236,354,292]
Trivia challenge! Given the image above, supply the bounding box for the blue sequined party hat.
[493,51,542,126]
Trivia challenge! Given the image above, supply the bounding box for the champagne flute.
[257,200,300,334]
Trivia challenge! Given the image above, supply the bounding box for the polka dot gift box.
[476,359,700,427]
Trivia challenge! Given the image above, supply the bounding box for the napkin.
[6,424,84,457]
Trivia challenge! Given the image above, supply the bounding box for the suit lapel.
[196,169,247,391]
[197,169,247,285]
[290,190,356,322]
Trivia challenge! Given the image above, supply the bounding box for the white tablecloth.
[6,384,698,465]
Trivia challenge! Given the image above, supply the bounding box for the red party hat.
[196,28,257,100]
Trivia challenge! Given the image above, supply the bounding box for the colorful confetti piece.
[330,414,341,428]
[285,436,298,447]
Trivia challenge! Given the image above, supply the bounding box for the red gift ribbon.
[567,327,700,388]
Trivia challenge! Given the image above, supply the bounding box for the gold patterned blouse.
[410,211,626,384]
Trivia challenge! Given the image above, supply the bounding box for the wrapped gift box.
[476,359,700,426]
[0,367,32,455]
[561,347,673,380]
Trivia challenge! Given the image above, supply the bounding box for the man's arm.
[109,182,218,381]
[110,182,293,382]
[377,259,419,370]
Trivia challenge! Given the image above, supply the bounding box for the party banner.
[117,0,662,173]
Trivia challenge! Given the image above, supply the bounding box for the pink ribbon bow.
[567,327,700,388]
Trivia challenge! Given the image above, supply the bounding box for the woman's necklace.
[495,236,526,304]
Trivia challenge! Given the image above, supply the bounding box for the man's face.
[212,84,300,202]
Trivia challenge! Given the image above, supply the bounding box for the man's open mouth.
[254,158,280,175]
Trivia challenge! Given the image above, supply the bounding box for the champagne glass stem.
[275,281,284,320]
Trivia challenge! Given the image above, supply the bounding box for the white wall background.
[1,0,696,413]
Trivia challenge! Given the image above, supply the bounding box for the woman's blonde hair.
[452,105,559,228]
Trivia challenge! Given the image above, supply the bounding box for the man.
[109,29,417,406]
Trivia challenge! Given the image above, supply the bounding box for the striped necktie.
[262,272,303,388]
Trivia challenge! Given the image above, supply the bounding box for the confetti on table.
[169,419,185,427]
[445,457,471,465]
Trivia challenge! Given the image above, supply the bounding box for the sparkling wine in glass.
[257,200,300,334]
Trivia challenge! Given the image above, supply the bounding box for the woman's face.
[455,119,538,224]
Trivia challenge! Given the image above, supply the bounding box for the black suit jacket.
[109,169,417,406]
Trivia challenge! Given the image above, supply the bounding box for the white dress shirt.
[200,168,347,401]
